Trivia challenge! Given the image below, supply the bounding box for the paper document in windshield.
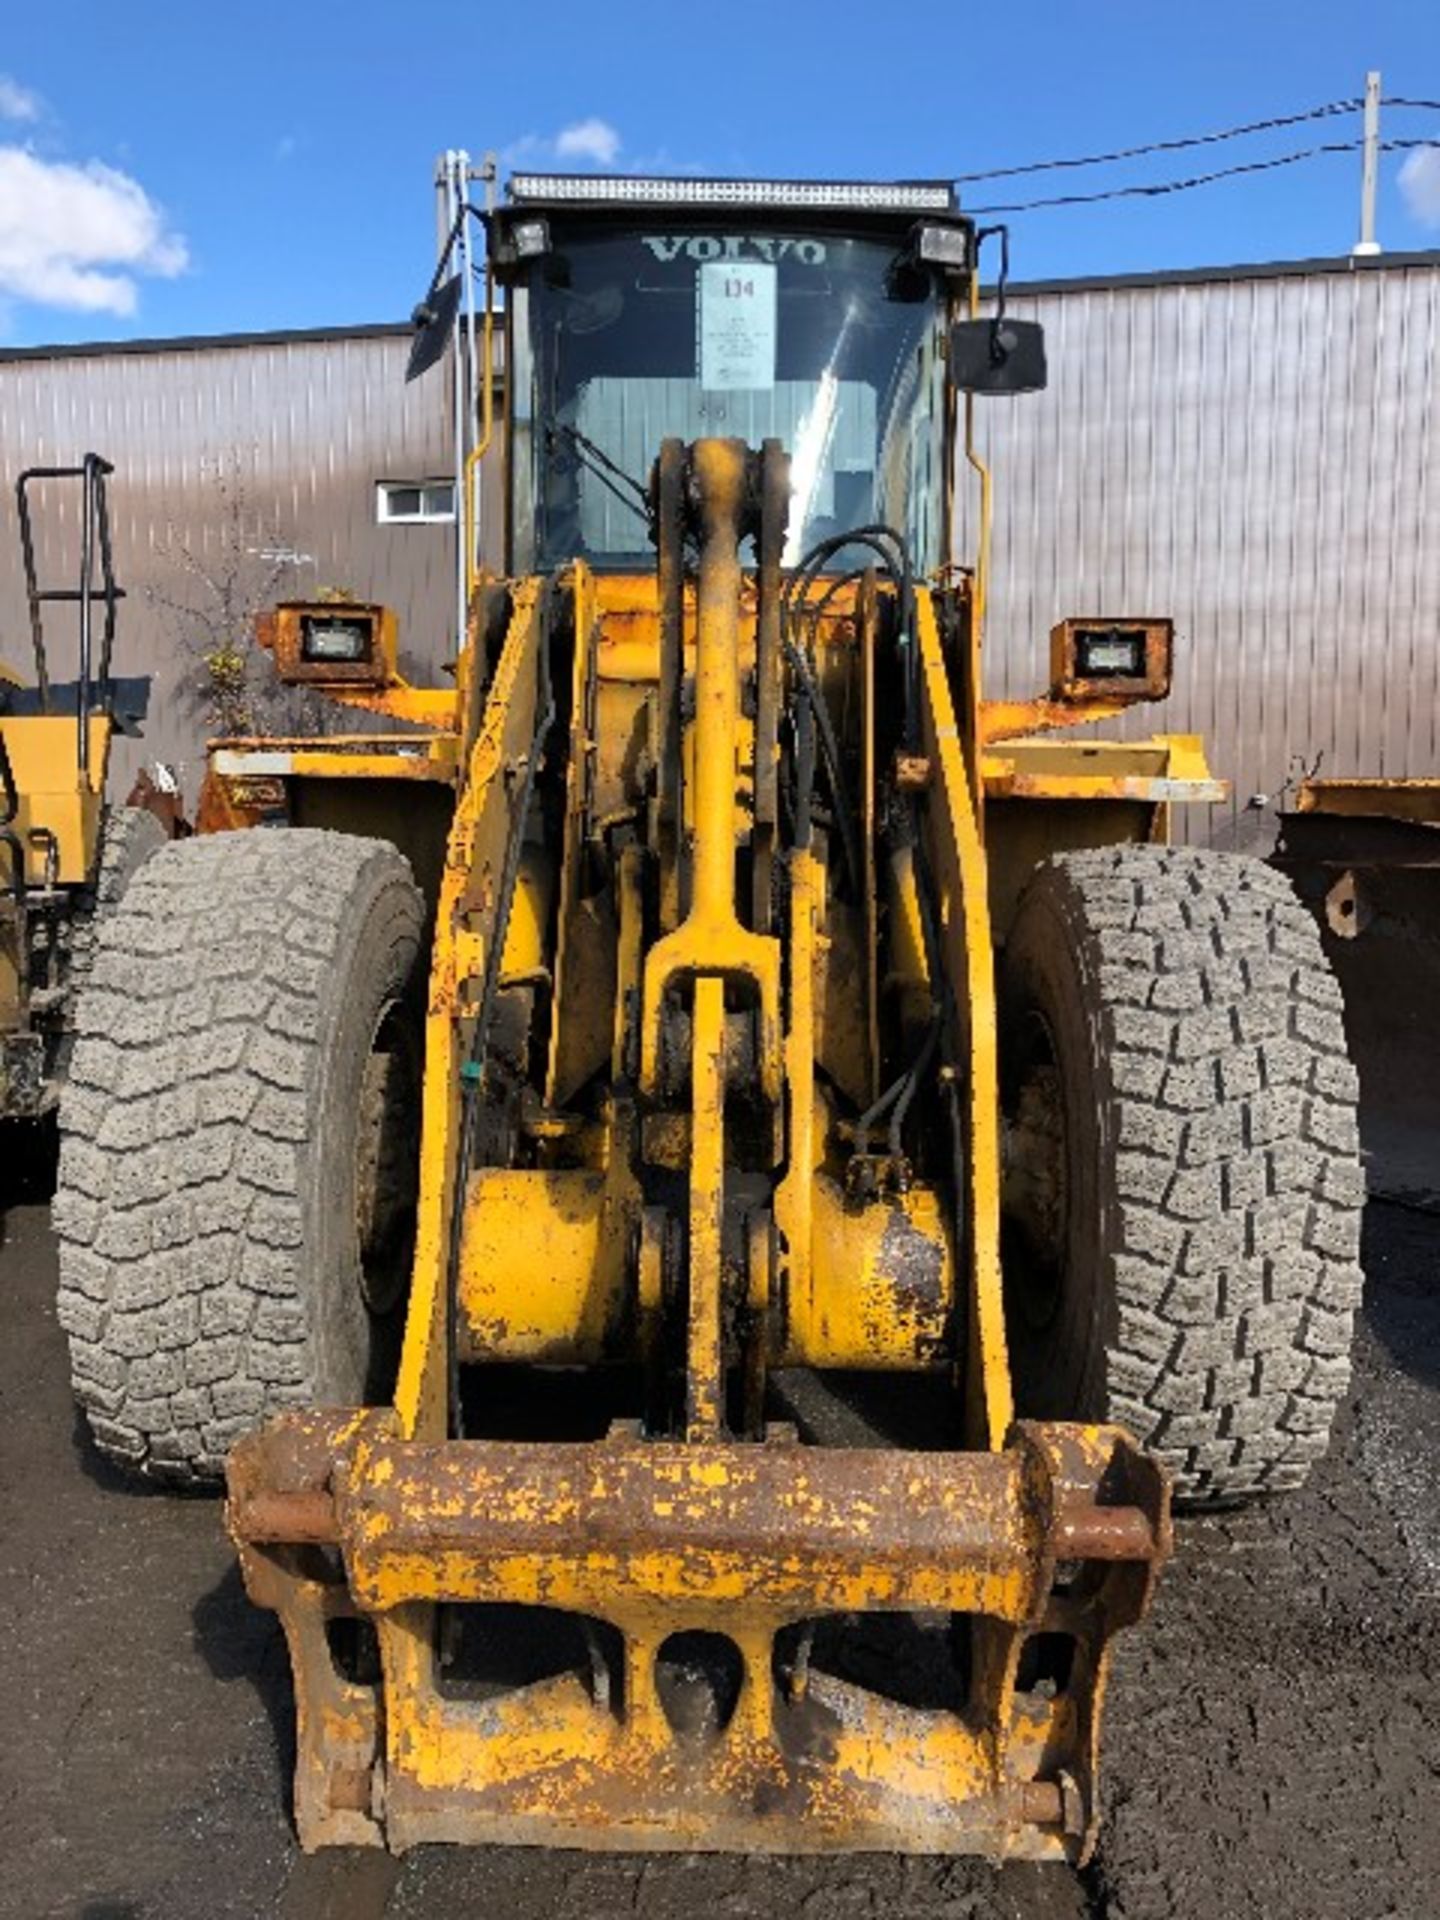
[698,261,777,391]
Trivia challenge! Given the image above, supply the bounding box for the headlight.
[300,614,373,664]
[261,601,398,687]
[914,222,971,270]
[1076,628,1146,679]
[1050,618,1173,704]
[511,216,550,259]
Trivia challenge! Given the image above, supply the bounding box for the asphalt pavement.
[1,1144,1436,1920]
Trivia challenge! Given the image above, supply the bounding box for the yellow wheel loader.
[1,454,165,1120]
[55,175,1364,1863]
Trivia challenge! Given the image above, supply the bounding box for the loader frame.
[215,179,1229,1860]
[221,558,1200,1859]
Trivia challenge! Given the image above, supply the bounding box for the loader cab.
[491,179,978,578]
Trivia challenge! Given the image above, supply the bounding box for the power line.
[954,93,1440,198]
[966,136,1439,216]
[954,99,1363,185]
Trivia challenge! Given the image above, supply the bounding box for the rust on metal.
[228,1412,1170,1860]
[1295,776,1440,823]
[1054,1505,1156,1561]
[980,619,1173,747]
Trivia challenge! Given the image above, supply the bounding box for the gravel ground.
[1,1146,1435,1920]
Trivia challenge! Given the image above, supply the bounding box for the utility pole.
[1353,69,1381,258]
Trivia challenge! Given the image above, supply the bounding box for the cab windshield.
[510,219,952,575]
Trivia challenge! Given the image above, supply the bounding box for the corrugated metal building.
[984,249,1440,842]
[2,248,1438,830]
[0,323,477,795]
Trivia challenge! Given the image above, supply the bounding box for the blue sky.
[1,0,1439,346]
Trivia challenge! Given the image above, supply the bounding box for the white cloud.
[0,148,188,316]
[0,76,41,123]
[554,118,621,167]
[1399,146,1440,230]
[505,117,624,170]
[501,118,714,180]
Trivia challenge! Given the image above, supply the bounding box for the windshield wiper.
[545,421,652,532]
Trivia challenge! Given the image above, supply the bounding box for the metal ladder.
[16,452,124,782]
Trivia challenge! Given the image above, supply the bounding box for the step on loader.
[55,171,1365,1862]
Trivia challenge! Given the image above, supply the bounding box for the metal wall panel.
[969,257,1440,844]
[0,329,477,796]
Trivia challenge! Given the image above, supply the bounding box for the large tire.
[69,805,170,980]
[55,828,425,1486]
[999,845,1364,1507]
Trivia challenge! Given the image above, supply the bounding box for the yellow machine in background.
[0,455,164,1118]
[1274,775,1440,1206]
[55,176,1364,1862]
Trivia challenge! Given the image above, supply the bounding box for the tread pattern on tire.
[65,805,170,993]
[55,828,422,1487]
[1017,845,1365,1506]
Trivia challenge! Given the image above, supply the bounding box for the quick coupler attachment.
[227,1410,1169,1860]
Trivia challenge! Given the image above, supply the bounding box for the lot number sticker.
[699,260,777,390]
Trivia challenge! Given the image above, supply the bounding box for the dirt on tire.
[1002,846,1365,1505]
[54,827,424,1486]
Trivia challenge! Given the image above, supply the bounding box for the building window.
[377,479,456,524]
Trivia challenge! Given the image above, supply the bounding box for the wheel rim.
[354,1001,421,1317]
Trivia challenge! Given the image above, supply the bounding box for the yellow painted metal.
[774,844,820,1337]
[229,1408,1168,1857]
[1296,775,1440,822]
[261,604,457,727]
[455,1139,953,1378]
[638,443,783,1103]
[915,590,1013,1452]
[686,974,727,1439]
[325,684,461,728]
[392,580,543,1444]
[0,714,110,883]
[289,738,458,780]
[980,694,1133,746]
[544,561,598,1105]
[499,848,553,982]
[210,734,458,781]
[463,257,497,601]
[458,1168,626,1363]
[883,842,936,1046]
[982,734,1227,805]
[781,1174,953,1369]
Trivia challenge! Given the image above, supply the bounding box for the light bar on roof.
[508,174,955,212]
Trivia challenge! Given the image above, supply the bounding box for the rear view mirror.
[951,317,1047,396]
[406,273,463,383]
